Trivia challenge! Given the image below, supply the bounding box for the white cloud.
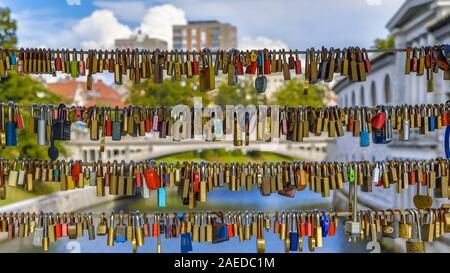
[239,35,288,50]
[73,9,133,49]
[139,4,187,49]
[93,1,147,22]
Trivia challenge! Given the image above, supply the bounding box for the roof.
[386,0,433,31]
[427,13,450,31]
[46,78,124,107]
[187,20,220,25]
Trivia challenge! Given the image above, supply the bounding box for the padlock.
[52,103,71,141]
[112,106,121,141]
[145,164,160,190]
[255,50,267,94]
[5,102,17,147]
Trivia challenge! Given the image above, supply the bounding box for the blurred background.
[0,0,449,253]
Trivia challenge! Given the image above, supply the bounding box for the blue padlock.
[158,163,166,207]
[10,54,17,65]
[6,102,17,147]
[289,212,299,251]
[320,211,329,237]
[372,127,385,144]
[444,44,450,58]
[429,115,436,132]
[257,54,262,66]
[360,130,370,147]
[359,108,370,147]
[181,232,192,253]
[54,168,60,181]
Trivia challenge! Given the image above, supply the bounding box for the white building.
[330,0,450,252]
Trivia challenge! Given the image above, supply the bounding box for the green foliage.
[213,78,267,105]
[127,78,210,106]
[0,8,17,49]
[271,79,326,107]
[374,35,395,49]
[0,72,64,158]
[0,8,64,159]
[156,149,298,163]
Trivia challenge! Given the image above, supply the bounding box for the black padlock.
[52,103,71,141]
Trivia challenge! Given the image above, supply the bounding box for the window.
[371,81,377,106]
[90,150,96,162]
[384,75,392,104]
[360,86,365,106]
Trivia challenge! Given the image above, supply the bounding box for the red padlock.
[305,216,312,236]
[299,221,306,237]
[294,51,302,75]
[422,171,427,187]
[61,213,68,237]
[152,216,159,237]
[135,168,143,188]
[245,61,257,74]
[371,112,386,129]
[409,169,416,185]
[193,171,200,193]
[145,168,160,190]
[55,52,62,71]
[442,107,448,126]
[236,56,244,75]
[55,216,62,238]
[264,50,271,75]
[79,56,86,76]
[377,177,383,187]
[227,223,234,238]
[71,161,81,184]
[363,48,371,73]
[105,110,112,137]
[145,111,152,132]
[192,52,199,75]
[328,218,336,237]
[15,105,24,129]
[347,116,354,132]
[410,48,418,72]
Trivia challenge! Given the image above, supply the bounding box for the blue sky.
[0,0,404,51]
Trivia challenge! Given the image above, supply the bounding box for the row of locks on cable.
[405,45,450,92]
[1,45,450,93]
[1,208,448,253]
[1,158,450,208]
[0,46,374,93]
[2,102,450,154]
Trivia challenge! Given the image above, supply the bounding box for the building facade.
[173,20,237,51]
[115,30,168,50]
[330,0,450,230]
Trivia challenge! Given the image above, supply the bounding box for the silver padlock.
[32,213,44,247]
[345,170,360,242]
[401,106,410,141]
[37,106,47,146]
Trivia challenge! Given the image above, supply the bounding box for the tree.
[213,77,267,106]
[0,71,63,159]
[271,79,326,107]
[0,8,17,49]
[374,35,395,49]
[0,7,63,158]
[127,78,210,106]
